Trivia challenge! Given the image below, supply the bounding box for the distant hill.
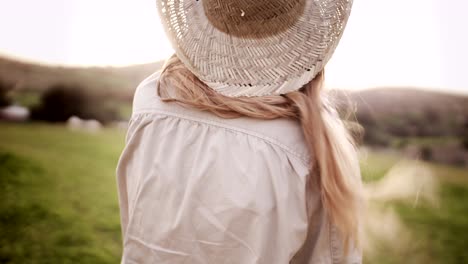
[0,56,164,100]
[333,88,468,145]
[348,87,468,117]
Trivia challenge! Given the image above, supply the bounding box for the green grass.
[394,183,468,263]
[0,123,125,263]
[0,123,467,263]
[359,148,402,182]
[359,149,468,263]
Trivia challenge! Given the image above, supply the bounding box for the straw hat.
[156,0,353,97]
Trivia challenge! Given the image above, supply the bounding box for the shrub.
[0,79,13,107]
[355,110,376,128]
[462,119,468,150]
[462,136,468,151]
[363,128,392,147]
[420,146,433,161]
[31,85,118,124]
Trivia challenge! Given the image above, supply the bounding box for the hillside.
[0,57,164,100]
[339,88,468,140]
[348,87,468,118]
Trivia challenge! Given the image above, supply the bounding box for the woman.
[117,0,363,263]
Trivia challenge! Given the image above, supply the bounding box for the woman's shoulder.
[130,71,311,166]
[132,71,162,112]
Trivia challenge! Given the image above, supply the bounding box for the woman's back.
[116,72,360,263]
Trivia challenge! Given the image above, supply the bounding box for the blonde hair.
[157,55,363,249]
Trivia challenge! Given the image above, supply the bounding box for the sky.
[0,0,467,94]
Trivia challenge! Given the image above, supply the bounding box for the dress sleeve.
[116,115,145,243]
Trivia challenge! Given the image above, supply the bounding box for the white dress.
[116,72,361,264]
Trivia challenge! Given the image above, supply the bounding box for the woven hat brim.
[157,0,353,97]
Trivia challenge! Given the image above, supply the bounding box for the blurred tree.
[420,146,433,161]
[462,118,468,150]
[0,79,13,107]
[355,110,375,128]
[363,129,392,147]
[31,84,118,123]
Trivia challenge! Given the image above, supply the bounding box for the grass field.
[0,123,467,263]
[0,123,124,263]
